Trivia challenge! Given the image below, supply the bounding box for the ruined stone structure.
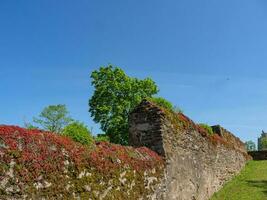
[0,100,250,200]
[129,100,250,200]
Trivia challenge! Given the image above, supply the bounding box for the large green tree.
[89,65,158,145]
[33,104,73,133]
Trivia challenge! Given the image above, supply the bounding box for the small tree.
[89,65,158,145]
[62,122,93,145]
[23,118,39,130]
[24,122,39,130]
[261,138,267,150]
[33,104,73,133]
[245,140,256,151]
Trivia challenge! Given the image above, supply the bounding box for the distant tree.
[33,104,73,133]
[23,117,39,130]
[261,138,267,150]
[24,122,39,130]
[62,121,93,145]
[89,65,158,145]
[245,140,256,151]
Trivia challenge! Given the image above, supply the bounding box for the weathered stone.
[129,99,250,200]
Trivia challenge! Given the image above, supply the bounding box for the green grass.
[211,161,267,200]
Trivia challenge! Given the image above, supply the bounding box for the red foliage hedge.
[0,125,163,182]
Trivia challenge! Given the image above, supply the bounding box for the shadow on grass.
[247,180,267,196]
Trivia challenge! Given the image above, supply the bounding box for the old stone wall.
[129,100,250,200]
[211,125,247,154]
[0,126,164,200]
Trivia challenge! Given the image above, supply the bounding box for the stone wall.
[211,125,247,154]
[0,126,164,200]
[129,103,166,156]
[129,100,250,200]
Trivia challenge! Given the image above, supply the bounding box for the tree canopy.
[62,121,93,145]
[260,138,267,150]
[89,65,158,145]
[33,104,73,133]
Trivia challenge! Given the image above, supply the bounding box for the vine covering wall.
[0,126,164,199]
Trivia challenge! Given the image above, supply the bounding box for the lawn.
[211,161,267,200]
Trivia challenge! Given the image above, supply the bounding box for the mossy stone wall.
[129,100,250,200]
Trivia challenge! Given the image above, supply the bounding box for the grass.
[211,161,267,200]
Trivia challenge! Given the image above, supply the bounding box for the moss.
[162,106,196,132]
[147,97,174,111]
[1,153,163,199]
[18,166,163,200]
[146,100,247,154]
[198,123,214,135]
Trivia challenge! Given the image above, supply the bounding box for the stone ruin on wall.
[129,99,250,200]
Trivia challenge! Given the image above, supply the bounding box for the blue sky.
[1,0,267,145]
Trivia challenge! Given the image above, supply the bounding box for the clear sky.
[1,0,267,145]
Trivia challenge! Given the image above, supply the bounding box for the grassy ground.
[211,161,267,200]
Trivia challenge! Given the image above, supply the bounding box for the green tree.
[261,138,267,150]
[23,117,39,130]
[245,140,256,151]
[24,122,39,130]
[89,65,158,145]
[95,133,110,142]
[33,104,73,133]
[62,122,93,145]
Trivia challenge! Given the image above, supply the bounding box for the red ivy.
[0,125,164,182]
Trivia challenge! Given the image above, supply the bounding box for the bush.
[199,123,214,135]
[149,97,183,113]
[149,97,173,111]
[95,133,110,142]
[62,122,93,145]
